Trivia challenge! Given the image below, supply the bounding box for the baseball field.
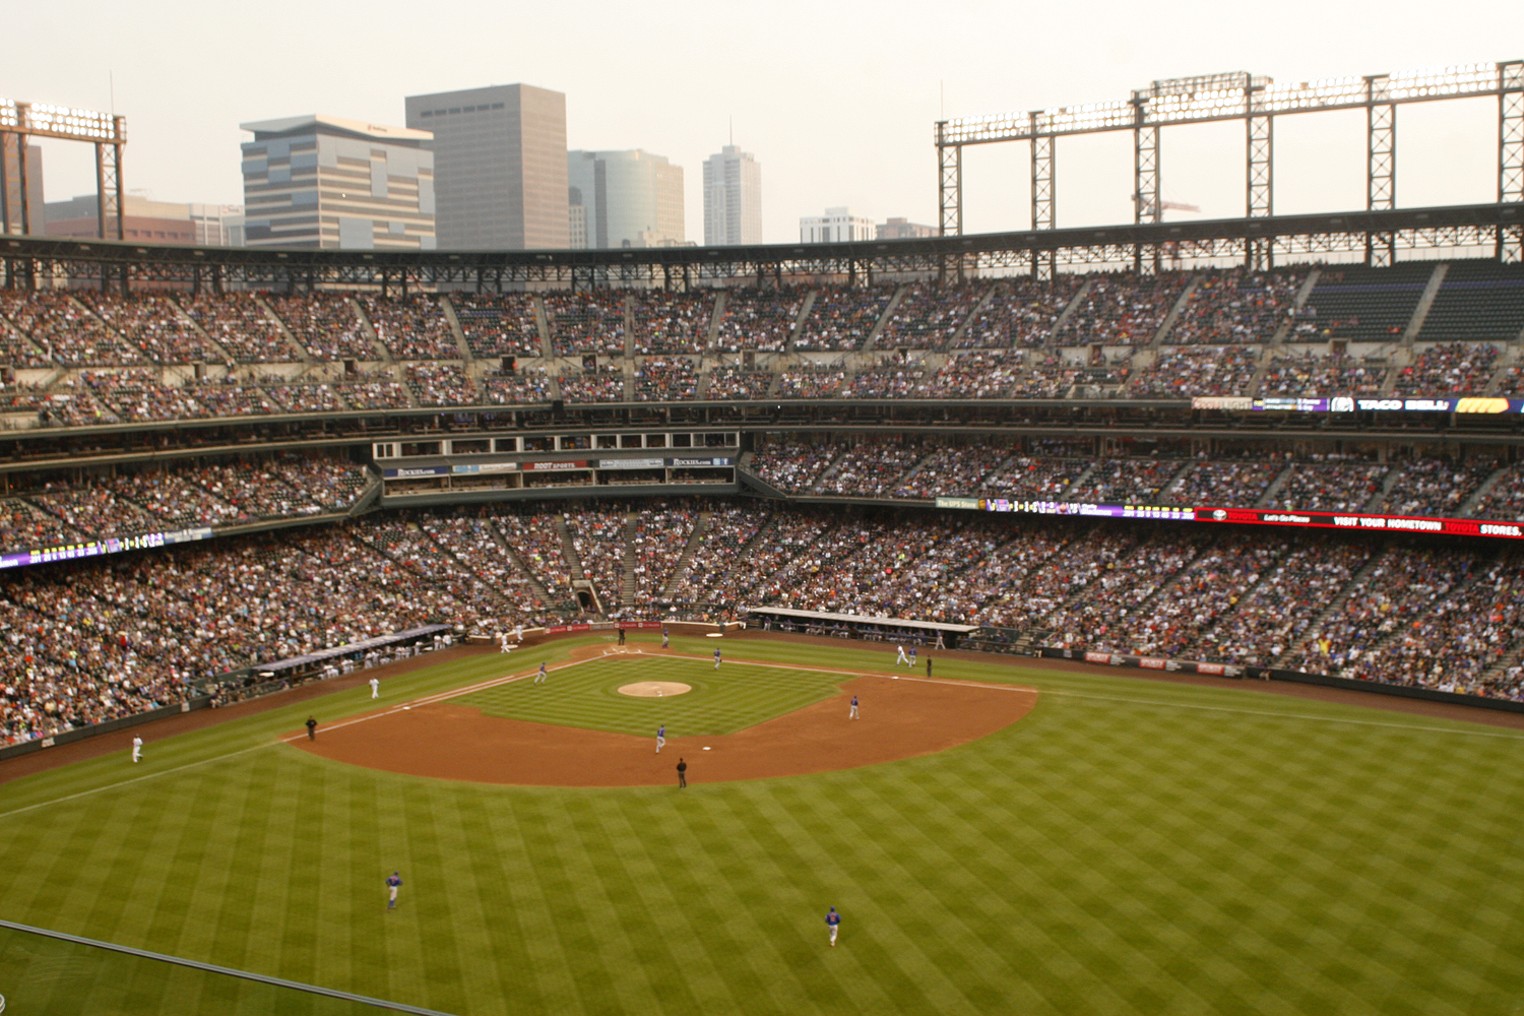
[1,631,1521,1015]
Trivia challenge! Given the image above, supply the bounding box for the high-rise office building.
[404,84,568,251]
[702,144,761,245]
[567,149,684,249]
[240,115,434,250]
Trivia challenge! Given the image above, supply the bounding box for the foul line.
[0,918,455,1015]
[0,659,563,820]
[7,654,1516,821]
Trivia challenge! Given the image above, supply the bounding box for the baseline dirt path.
[295,656,1038,786]
[7,630,1521,789]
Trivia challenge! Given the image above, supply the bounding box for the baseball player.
[535,662,548,685]
[676,757,687,788]
[908,647,918,669]
[131,735,143,763]
[661,626,670,649]
[894,645,910,667]
[825,906,841,947]
[849,695,859,720]
[713,647,722,670]
[656,724,666,754]
[369,676,380,699]
[386,871,403,910]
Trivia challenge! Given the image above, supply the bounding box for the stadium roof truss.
[935,61,1524,273]
[3,201,1518,295]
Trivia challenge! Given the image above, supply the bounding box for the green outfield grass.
[1,631,1522,1015]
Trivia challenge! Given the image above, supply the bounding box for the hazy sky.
[7,1,1522,244]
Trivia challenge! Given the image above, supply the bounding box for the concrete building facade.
[877,217,936,240]
[44,195,243,246]
[404,84,568,251]
[702,144,762,246]
[0,141,44,235]
[567,149,684,249]
[240,115,434,250]
[800,207,875,244]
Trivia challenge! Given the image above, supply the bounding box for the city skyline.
[4,1,1521,247]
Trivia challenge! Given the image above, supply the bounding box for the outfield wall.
[0,698,210,764]
[1036,647,1524,715]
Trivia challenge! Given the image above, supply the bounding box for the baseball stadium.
[2,59,1524,1015]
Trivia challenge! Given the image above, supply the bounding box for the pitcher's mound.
[619,681,691,698]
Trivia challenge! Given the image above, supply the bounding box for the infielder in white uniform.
[131,736,143,763]
[369,676,380,699]
[895,645,910,666]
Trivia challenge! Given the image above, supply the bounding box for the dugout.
[743,607,975,649]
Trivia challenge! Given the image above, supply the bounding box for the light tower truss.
[0,98,127,240]
[935,61,1523,271]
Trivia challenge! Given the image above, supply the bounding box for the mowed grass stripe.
[4,635,1524,1014]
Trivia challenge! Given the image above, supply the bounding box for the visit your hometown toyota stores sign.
[934,498,1524,541]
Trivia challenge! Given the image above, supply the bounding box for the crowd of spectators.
[4,270,1522,434]
[330,368,414,410]
[1468,463,1524,521]
[0,290,143,366]
[544,292,627,356]
[775,364,848,399]
[405,362,477,407]
[564,507,630,610]
[1125,345,1261,397]
[1392,341,1501,395]
[493,510,575,606]
[0,455,370,551]
[959,276,1085,350]
[1378,457,1497,518]
[1257,347,1391,396]
[712,289,804,352]
[632,292,714,355]
[874,282,983,351]
[844,360,927,398]
[557,366,625,403]
[1164,269,1304,345]
[357,295,461,361]
[178,293,295,364]
[6,497,1524,745]
[265,293,377,361]
[77,293,223,365]
[703,365,774,400]
[794,288,892,352]
[628,506,700,607]
[1053,272,1188,347]
[480,366,553,405]
[1272,455,1391,513]
[451,293,543,359]
[631,357,699,401]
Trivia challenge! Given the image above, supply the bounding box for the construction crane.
[1133,194,1201,219]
